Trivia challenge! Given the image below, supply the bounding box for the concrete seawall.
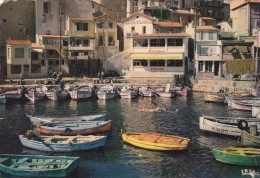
[192,79,252,93]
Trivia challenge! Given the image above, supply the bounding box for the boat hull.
[212,148,260,166]
[0,154,79,177]
[19,135,107,152]
[69,90,92,100]
[97,92,116,100]
[241,131,260,148]
[36,120,112,136]
[204,93,225,102]
[122,133,189,151]
[156,91,176,98]
[46,91,69,101]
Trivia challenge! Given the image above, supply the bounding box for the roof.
[95,14,117,21]
[222,40,254,46]
[196,26,218,30]
[31,43,44,49]
[91,0,106,7]
[123,12,153,22]
[133,33,190,38]
[70,17,94,21]
[153,22,182,28]
[173,10,201,16]
[231,0,260,10]
[6,40,31,45]
[200,17,216,21]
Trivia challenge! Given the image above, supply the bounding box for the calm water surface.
[0,92,259,178]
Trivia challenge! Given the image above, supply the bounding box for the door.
[214,61,219,76]
[23,65,29,78]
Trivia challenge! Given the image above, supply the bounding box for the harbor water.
[0,92,258,178]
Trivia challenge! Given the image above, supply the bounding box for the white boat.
[138,86,155,97]
[229,100,260,111]
[118,86,138,99]
[25,88,46,103]
[199,115,260,136]
[0,89,23,104]
[155,83,176,98]
[43,86,69,101]
[97,85,117,100]
[69,85,92,100]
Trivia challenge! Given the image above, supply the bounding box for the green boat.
[0,154,79,177]
[212,147,260,166]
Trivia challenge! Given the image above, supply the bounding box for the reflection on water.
[0,92,256,177]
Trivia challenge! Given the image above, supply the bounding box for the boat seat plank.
[63,137,75,144]
[0,158,9,163]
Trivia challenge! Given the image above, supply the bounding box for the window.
[167,60,183,67]
[42,14,46,23]
[92,3,94,8]
[150,60,165,66]
[169,28,174,33]
[198,61,203,72]
[199,46,209,55]
[99,36,104,46]
[75,22,88,31]
[177,15,181,22]
[142,26,146,34]
[108,36,114,46]
[205,61,213,72]
[199,32,204,40]
[167,39,183,46]
[7,48,10,58]
[82,39,89,47]
[133,39,148,47]
[109,22,113,29]
[209,32,214,40]
[150,39,165,47]
[46,30,50,35]
[3,19,7,22]
[131,26,135,32]
[155,28,160,33]
[43,2,48,13]
[97,22,104,28]
[11,65,21,74]
[188,16,192,23]
[133,60,148,66]
[24,65,29,72]
[15,48,24,58]
[59,3,65,14]
[18,18,23,25]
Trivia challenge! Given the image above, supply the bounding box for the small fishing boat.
[69,85,92,100]
[212,147,260,166]
[26,113,106,124]
[19,132,107,152]
[155,83,176,98]
[199,115,260,136]
[138,86,155,97]
[117,86,138,99]
[224,91,252,103]
[25,88,46,103]
[0,154,79,177]
[0,89,23,104]
[43,86,69,101]
[229,100,260,111]
[96,85,117,100]
[241,130,260,148]
[204,92,225,103]
[122,132,190,151]
[138,106,167,112]
[35,120,112,136]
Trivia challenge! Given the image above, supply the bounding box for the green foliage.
[226,59,255,74]
[227,18,232,27]
[150,7,171,21]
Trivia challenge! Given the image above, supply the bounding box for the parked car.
[102,70,121,79]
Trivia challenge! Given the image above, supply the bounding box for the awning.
[130,53,183,60]
[32,48,43,53]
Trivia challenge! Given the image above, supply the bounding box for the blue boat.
[19,134,107,152]
[0,154,79,177]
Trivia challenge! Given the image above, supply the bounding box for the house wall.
[231,3,249,36]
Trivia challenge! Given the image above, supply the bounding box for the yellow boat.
[122,132,190,151]
[204,93,225,103]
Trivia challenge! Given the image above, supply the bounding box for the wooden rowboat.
[26,113,106,124]
[35,120,112,136]
[19,133,107,152]
[241,130,260,148]
[204,93,225,103]
[138,107,167,112]
[0,154,79,177]
[122,132,190,151]
[212,147,260,166]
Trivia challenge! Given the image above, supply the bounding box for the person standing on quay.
[20,72,24,84]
